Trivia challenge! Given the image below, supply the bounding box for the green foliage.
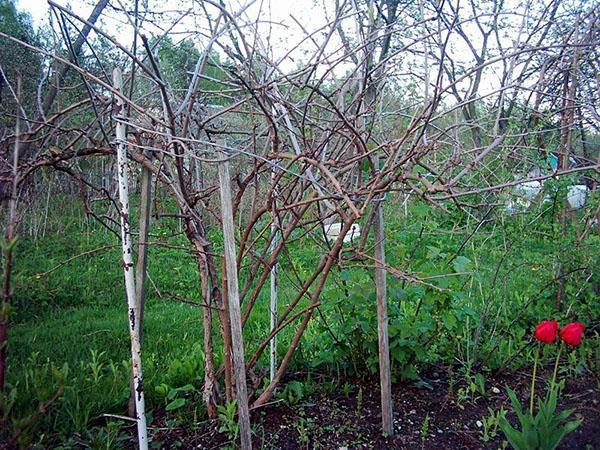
[296,414,313,445]
[138,37,231,107]
[480,406,506,443]
[420,413,430,447]
[499,385,581,450]
[0,0,42,121]
[217,400,239,441]
[155,37,200,92]
[1,354,68,446]
[342,381,352,397]
[276,380,306,405]
[156,383,195,411]
[456,371,488,409]
[4,189,598,445]
[355,386,363,416]
[55,421,129,450]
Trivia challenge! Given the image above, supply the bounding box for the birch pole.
[113,67,148,450]
[218,149,252,450]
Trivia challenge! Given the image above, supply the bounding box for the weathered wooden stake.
[374,155,394,436]
[218,148,252,450]
[269,168,279,383]
[135,165,152,336]
[557,25,580,311]
[128,154,152,417]
[113,67,148,450]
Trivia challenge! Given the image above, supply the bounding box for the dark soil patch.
[149,367,599,449]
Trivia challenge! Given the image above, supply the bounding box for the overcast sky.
[16,0,329,54]
[17,0,349,76]
[13,0,546,101]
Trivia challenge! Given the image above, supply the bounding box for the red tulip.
[560,322,585,346]
[534,320,559,344]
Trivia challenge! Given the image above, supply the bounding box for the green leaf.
[501,385,581,450]
[426,246,441,260]
[441,312,457,330]
[452,255,473,273]
[167,388,179,400]
[499,416,528,450]
[155,383,169,397]
[178,384,195,393]
[165,398,186,411]
[412,202,429,218]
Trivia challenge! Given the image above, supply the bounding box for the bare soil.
[148,367,599,449]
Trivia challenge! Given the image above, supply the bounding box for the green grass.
[2,195,599,446]
[10,301,201,370]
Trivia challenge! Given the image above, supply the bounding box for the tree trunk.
[41,0,110,118]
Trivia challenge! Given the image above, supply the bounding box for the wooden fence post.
[374,155,394,436]
[218,146,253,450]
[270,166,279,383]
[128,153,152,417]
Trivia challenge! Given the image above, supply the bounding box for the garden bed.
[148,367,599,449]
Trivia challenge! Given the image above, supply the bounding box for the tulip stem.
[530,344,540,414]
[550,341,563,391]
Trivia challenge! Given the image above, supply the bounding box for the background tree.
[0,0,41,128]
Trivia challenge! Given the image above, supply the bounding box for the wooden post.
[420,0,430,147]
[355,2,394,432]
[374,155,394,436]
[269,167,279,383]
[135,161,152,338]
[128,155,152,417]
[218,148,252,450]
[556,24,580,311]
[113,67,148,450]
